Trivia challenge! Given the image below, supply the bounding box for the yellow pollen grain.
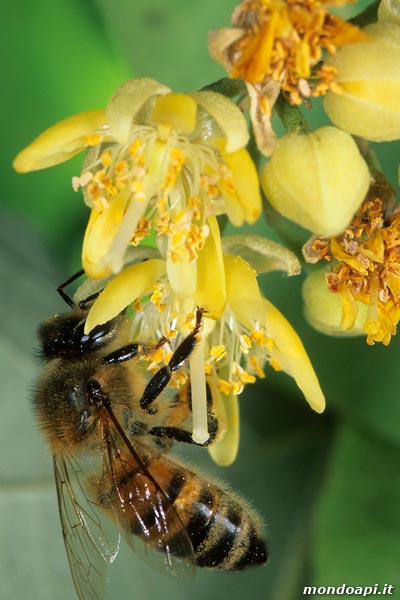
[210,345,227,362]
[188,196,202,219]
[150,286,166,307]
[239,334,252,354]
[129,140,143,157]
[151,346,169,364]
[250,329,273,350]
[158,197,168,212]
[239,370,256,384]
[85,133,103,146]
[167,327,178,340]
[170,371,188,389]
[132,299,143,312]
[204,362,212,375]
[114,160,127,175]
[170,147,185,164]
[160,149,185,192]
[131,179,145,195]
[182,313,196,330]
[170,247,182,263]
[269,358,282,372]
[88,182,101,200]
[218,379,240,395]
[249,356,266,378]
[100,150,113,167]
[72,171,93,192]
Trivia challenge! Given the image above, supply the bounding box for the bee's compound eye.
[79,322,112,351]
[39,311,117,359]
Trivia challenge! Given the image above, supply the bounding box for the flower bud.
[302,267,368,336]
[261,127,370,236]
[324,23,400,142]
[378,0,400,25]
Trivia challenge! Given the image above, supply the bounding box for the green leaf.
[3,0,130,259]
[0,213,75,597]
[92,0,234,89]
[313,424,400,588]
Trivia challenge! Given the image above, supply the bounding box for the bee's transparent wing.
[53,453,120,600]
[100,421,196,578]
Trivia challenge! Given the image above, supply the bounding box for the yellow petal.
[189,91,249,152]
[263,297,326,413]
[195,216,226,319]
[150,93,197,134]
[218,185,245,227]
[208,391,240,467]
[105,197,151,275]
[221,148,262,225]
[106,78,170,144]
[166,240,197,299]
[224,255,265,326]
[13,109,106,172]
[84,259,166,333]
[82,194,129,279]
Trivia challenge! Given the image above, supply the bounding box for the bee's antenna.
[57,269,85,308]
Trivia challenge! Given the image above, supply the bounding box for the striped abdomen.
[146,455,268,571]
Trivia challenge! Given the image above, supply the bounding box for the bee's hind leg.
[148,415,219,447]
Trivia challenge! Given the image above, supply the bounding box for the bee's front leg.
[140,308,204,414]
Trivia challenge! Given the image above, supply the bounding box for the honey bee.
[34,274,267,600]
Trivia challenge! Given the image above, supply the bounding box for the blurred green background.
[2,1,400,599]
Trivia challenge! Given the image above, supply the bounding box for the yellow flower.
[378,0,400,25]
[302,266,369,336]
[261,126,370,236]
[13,78,261,278]
[209,0,364,154]
[81,217,325,465]
[303,179,400,345]
[324,22,400,142]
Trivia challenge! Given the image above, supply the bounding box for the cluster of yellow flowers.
[14,0,400,463]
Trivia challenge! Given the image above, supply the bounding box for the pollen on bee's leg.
[189,336,209,445]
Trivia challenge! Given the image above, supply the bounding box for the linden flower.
[378,0,400,25]
[209,0,364,154]
[303,179,400,345]
[13,78,261,278]
[302,266,369,336]
[261,126,370,236]
[80,216,325,466]
[324,22,400,142]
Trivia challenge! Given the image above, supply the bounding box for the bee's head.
[34,358,135,449]
[38,310,120,360]
[34,360,100,447]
